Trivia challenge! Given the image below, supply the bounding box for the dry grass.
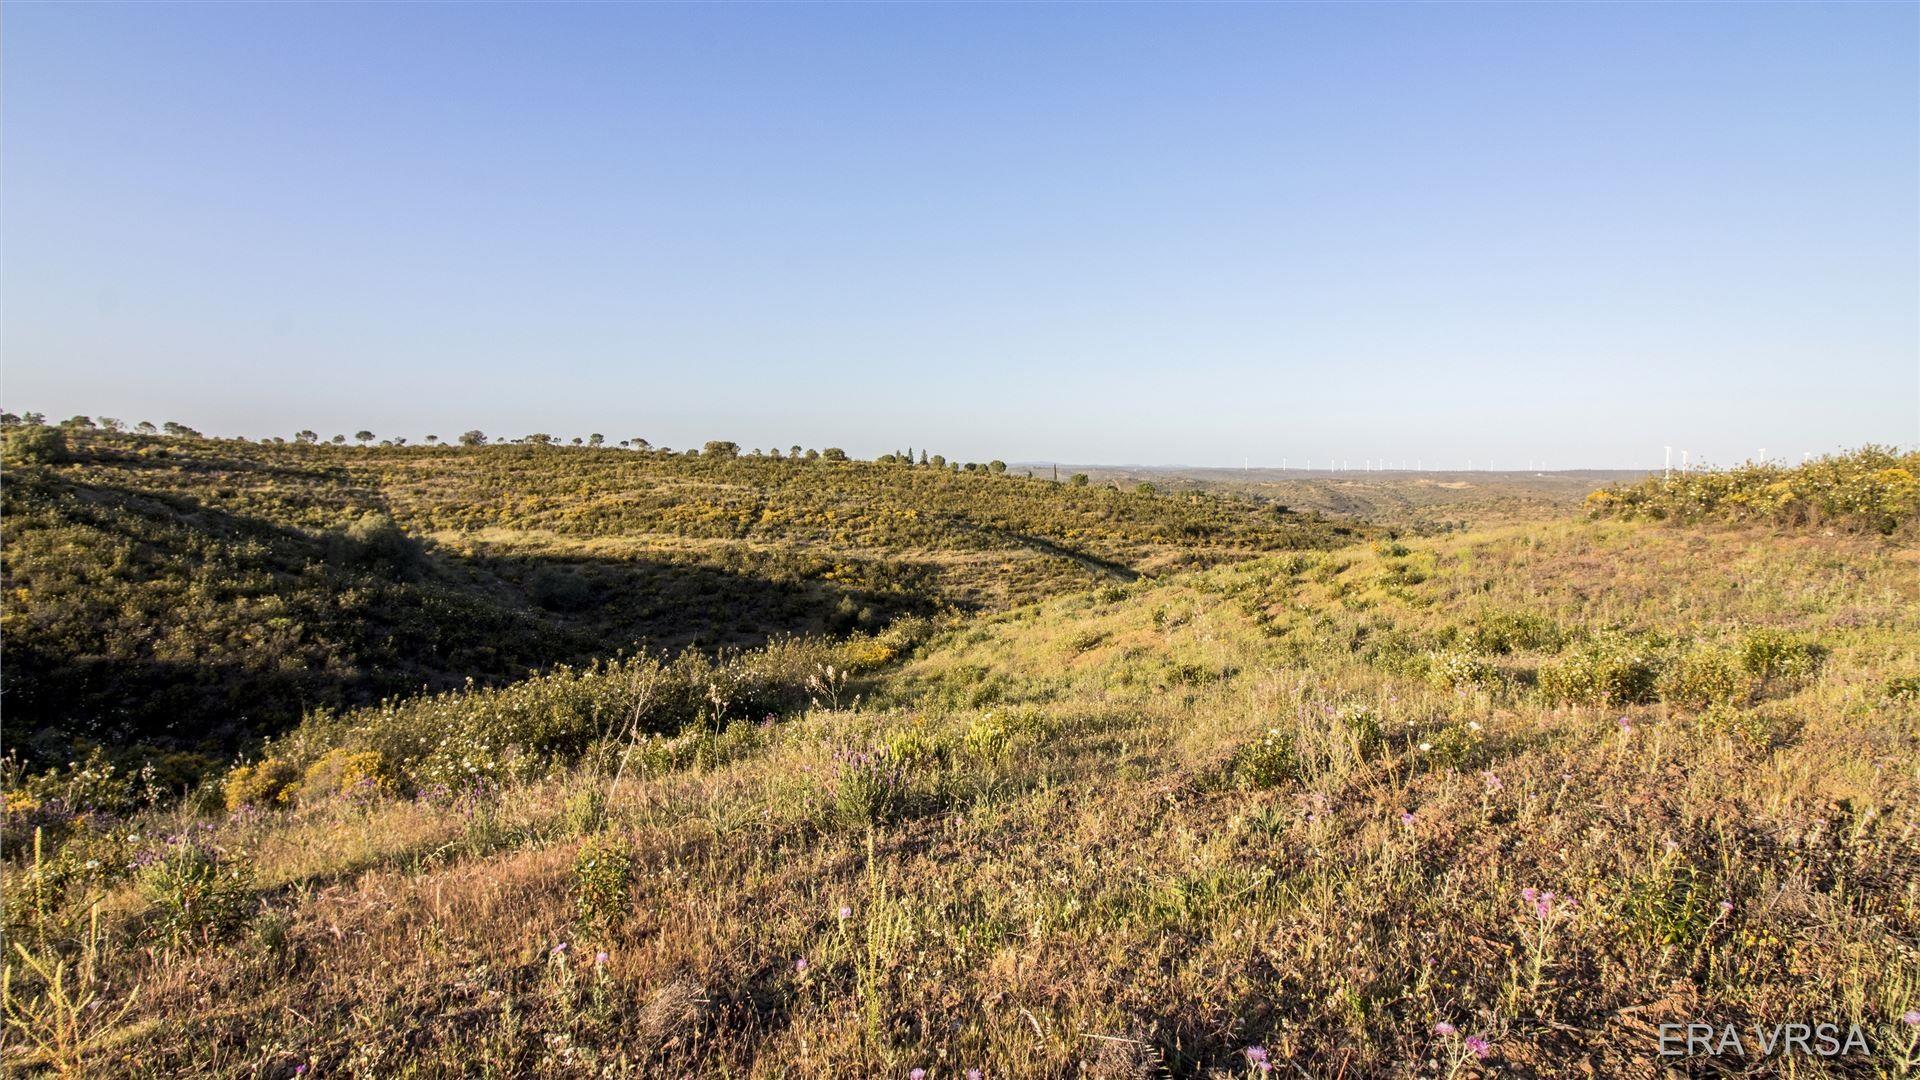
[5,517,1919,1077]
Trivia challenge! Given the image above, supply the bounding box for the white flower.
[1418,742,1433,752]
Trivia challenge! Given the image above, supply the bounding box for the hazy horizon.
[4,3,1916,469]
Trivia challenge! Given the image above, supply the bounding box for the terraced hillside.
[4,465,1916,1075]
[0,431,1353,775]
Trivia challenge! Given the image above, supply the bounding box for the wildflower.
[1244,1045,1271,1073]
[1418,741,1433,752]
[1617,715,1632,732]
[839,905,853,920]
[1482,771,1503,792]
[1718,900,1734,915]
[910,1070,927,1080]
[1467,720,1482,732]
[1903,1009,1920,1026]
[1399,811,1416,825]
[967,1071,984,1080]
[551,942,569,957]
[1433,1022,1456,1036]
[794,957,808,975]
[1464,1035,1491,1059]
[594,950,609,967]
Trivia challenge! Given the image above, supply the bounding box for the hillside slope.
[0,433,1353,773]
[6,513,1915,1077]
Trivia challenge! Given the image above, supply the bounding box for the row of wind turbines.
[1663,447,1813,480]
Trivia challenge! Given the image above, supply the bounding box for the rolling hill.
[2,449,1915,1076]
[0,431,1355,776]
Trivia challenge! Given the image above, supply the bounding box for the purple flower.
[909,1070,926,1080]
[1617,715,1632,731]
[1464,1035,1491,1059]
[1244,1045,1271,1073]
[551,942,568,956]
[1718,900,1734,915]
[1399,811,1416,826]
[839,905,853,920]
[1903,1009,1920,1027]
[967,1071,984,1080]
[1481,771,1503,792]
[594,950,609,966]
[1433,1021,1455,1036]
[794,957,808,975]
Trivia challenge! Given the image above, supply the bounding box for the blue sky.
[4,3,1914,468]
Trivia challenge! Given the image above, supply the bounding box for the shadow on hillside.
[3,473,939,770]
[944,517,1142,581]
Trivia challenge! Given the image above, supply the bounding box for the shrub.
[1232,728,1299,788]
[1538,635,1667,707]
[1417,721,1487,769]
[3,425,67,466]
[832,749,913,826]
[1620,852,1721,948]
[138,838,256,946]
[1658,646,1745,709]
[327,513,423,573]
[1586,446,1919,534]
[1427,650,1501,693]
[1466,610,1565,655]
[563,786,608,836]
[572,830,635,934]
[298,749,388,804]
[530,565,594,611]
[960,708,1051,761]
[1739,630,1825,686]
[224,759,300,811]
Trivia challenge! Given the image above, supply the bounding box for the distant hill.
[0,430,1357,773]
[1034,465,1653,529]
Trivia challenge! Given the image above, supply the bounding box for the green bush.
[1537,635,1667,707]
[832,749,914,826]
[1426,650,1501,692]
[3,425,67,466]
[1739,630,1824,685]
[572,830,636,934]
[139,839,256,946]
[563,786,608,836]
[1232,728,1299,788]
[1658,646,1745,709]
[327,512,423,573]
[1466,610,1565,655]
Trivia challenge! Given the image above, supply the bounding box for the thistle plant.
[1516,887,1577,1001]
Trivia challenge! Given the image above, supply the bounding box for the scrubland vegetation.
[3,444,1919,1076]
[1587,446,1919,535]
[0,425,1346,780]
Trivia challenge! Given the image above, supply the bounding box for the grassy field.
[0,431,1351,779]
[3,449,1916,1077]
